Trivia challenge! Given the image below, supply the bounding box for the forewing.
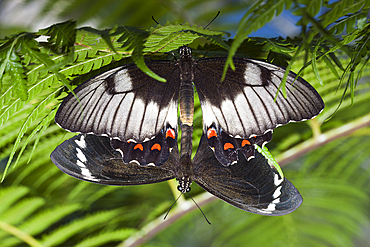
[194,57,325,139]
[193,135,302,216]
[55,61,180,142]
[50,134,178,185]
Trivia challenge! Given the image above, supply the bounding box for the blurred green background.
[1,0,370,246]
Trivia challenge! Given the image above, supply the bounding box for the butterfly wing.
[194,57,324,165]
[193,135,303,216]
[206,127,273,165]
[50,134,178,185]
[55,61,180,166]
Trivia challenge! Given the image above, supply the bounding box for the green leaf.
[0,36,28,100]
[113,25,166,82]
[38,20,76,54]
[255,145,284,179]
[322,54,340,79]
[78,27,116,53]
[224,0,292,78]
[312,42,324,85]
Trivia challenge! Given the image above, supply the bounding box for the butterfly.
[51,46,324,216]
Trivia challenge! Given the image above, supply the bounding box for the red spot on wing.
[207,128,217,139]
[166,128,176,139]
[151,143,161,151]
[242,139,251,147]
[134,144,143,151]
[127,140,131,143]
[224,143,234,150]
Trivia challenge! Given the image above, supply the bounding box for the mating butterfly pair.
[51,46,324,216]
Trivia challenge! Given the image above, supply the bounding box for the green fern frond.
[2,93,59,182]
[319,0,370,29]
[85,186,119,205]
[113,25,163,81]
[145,22,228,53]
[322,54,341,79]
[40,209,122,246]
[0,35,28,100]
[0,186,82,247]
[38,20,76,55]
[25,110,55,165]
[0,105,32,149]
[0,221,42,247]
[75,228,136,247]
[327,11,368,35]
[20,204,82,235]
[0,187,29,215]
[65,180,91,202]
[0,198,44,225]
[10,129,65,186]
[226,0,293,72]
[44,174,71,196]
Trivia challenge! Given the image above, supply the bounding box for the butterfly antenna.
[164,193,182,220]
[188,193,211,225]
[152,16,160,25]
[204,11,220,29]
[164,193,211,224]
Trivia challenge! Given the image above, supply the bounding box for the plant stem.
[0,221,44,247]
[277,113,370,166]
[118,192,215,247]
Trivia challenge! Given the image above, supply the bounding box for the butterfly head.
[177,154,193,193]
[177,176,192,193]
[179,46,192,59]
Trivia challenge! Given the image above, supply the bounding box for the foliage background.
[1,0,370,246]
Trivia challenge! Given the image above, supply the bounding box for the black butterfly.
[51,46,324,216]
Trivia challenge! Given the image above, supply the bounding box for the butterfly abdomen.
[179,80,194,158]
[179,82,194,127]
[178,46,195,158]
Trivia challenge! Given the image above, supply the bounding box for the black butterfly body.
[51,46,324,216]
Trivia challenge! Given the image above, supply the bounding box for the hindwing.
[206,126,273,165]
[50,134,178,185]
[193,135,303,216]
[110,125,177,166]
